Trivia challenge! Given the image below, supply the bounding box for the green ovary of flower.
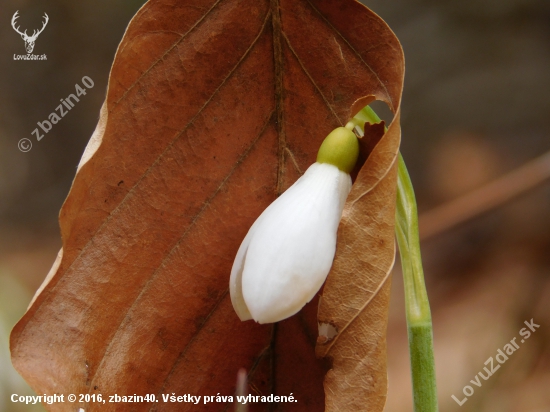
[316,127,359,174]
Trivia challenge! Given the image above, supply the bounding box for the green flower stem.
[349,106,438,412]
[345,105,381,132]
[396,154,438,412]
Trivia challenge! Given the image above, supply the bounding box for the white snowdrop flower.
[230,127,359,324]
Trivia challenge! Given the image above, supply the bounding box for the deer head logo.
[11,11,49,54]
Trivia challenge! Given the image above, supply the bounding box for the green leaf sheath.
[395,153,439,412]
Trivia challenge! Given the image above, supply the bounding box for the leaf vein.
[111,0,225,110]
[305,0,393,109]
[322,248,395,354]
[281,31,342,125]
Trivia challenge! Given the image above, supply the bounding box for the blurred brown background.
[0,0,549,411]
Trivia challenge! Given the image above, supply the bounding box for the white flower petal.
[229,214,262,321]
[229,191,284,321]
[229,234,253,321]
[231,162,351,324]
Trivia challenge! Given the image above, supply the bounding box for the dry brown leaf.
[11,0,403,411]
[317,118,401,410]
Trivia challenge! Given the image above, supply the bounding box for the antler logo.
[11,11,49,54]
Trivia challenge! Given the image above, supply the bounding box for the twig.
[419,150,550,240]
[234,368,248,412]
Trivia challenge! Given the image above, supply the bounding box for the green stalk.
[349,106,438,412]
[396,154,438,412]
